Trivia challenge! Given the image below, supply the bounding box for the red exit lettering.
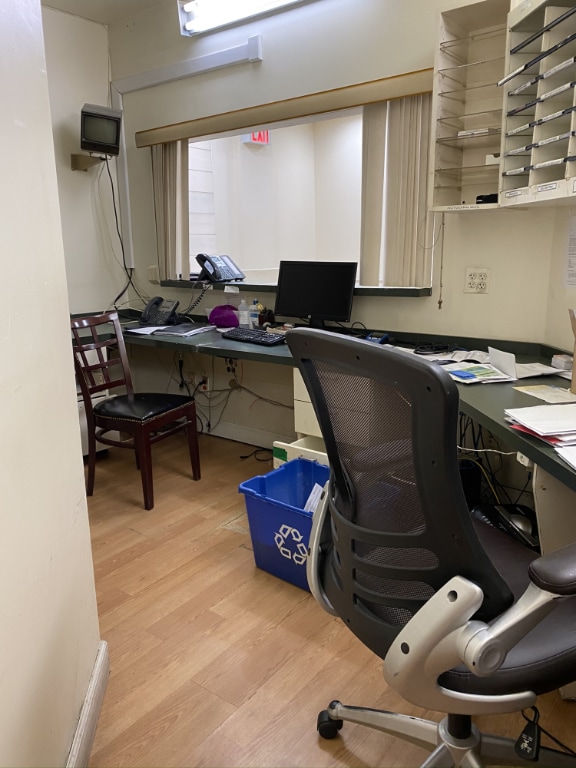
[251,130,270,144]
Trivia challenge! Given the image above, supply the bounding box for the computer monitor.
[274,260,358,329]
[81,103,122,156]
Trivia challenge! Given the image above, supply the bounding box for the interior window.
[187,111,362,283]
[151,93,432,288]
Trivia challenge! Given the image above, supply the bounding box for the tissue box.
[552,354,573,371]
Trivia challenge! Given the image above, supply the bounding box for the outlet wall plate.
[464,267,490,293]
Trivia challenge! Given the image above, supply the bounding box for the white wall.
[1,2,101,765]
[98,0,576,351]
[209,118,361,277]
[43,8,130,315]
[40,0,576,451]
[211,125,317,273]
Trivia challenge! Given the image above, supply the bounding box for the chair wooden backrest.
[71,311,133,402]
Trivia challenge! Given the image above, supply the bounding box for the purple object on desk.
[208,304,239,328]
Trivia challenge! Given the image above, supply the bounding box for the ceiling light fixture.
[177,0,316,36]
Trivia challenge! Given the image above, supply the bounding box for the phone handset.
[140,297,180,326]
[196,254,245,283]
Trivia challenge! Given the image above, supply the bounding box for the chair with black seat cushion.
[287,327,576,768]
[71,311,200,510]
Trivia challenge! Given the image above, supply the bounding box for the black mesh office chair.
[287,328,576,767]
[71,311,201,510]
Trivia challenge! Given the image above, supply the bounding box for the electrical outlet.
[517,452,534,469]
[464,267,490,294]
[476,268,490,293]
[195,374,211,392]
[464,269,477,292]
[147,264,160,284]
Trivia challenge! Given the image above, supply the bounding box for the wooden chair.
[71,311,200,510]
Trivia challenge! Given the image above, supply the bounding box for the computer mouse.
[509,513,534,536]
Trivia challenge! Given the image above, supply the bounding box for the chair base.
[318,701,576,767]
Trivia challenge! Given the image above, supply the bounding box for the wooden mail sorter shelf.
[430,0,576,212]
[500,0,576,206]
[429,0,508,210]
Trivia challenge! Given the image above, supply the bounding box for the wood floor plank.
[87,435,576,767]
[91,677,236,768]
[97,531,254,636]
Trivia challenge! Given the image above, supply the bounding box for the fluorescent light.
[178,0,317,36]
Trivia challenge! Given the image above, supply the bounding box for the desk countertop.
[124,327,576,491]
[457,377,576,492]
[124,327,294,366]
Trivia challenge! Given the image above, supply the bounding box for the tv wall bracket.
[71,153,106,172]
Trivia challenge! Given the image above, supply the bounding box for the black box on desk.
[239,458,330,591]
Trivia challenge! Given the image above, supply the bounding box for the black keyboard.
[222,327,286,346]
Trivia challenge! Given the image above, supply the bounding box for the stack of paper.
[443,348,559,385]
[444,362,514,384]
[152,323,215,337]
[125,322,215,337]
[555,445,576,471]
[504,403,576,448]
[488,347,558,380]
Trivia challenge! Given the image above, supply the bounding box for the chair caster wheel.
[317,710,343,739]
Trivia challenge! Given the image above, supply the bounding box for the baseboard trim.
[66,640,110,768]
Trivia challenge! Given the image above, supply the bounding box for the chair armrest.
[529,540,576,596]
[459,581,558,677]
[382,570,570,716]
[306,481,337,616]
[459,544,576,677]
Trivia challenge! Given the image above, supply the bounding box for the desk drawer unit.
[294,369,322,437]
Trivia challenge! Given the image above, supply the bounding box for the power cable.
[103,156,148,310]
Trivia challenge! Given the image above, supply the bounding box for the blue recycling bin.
[239,458,330,590]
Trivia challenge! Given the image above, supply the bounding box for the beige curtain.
[360,93,432,287]
[151,140,189,280]
[359,102,388,286]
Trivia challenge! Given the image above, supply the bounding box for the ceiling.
[41,0,163,25]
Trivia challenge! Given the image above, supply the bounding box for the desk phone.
[140,297,180,326]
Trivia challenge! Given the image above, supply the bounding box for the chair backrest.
[287,329,513,660]
[71,311,133,404]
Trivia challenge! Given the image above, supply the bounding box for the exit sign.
[242,130,270,145]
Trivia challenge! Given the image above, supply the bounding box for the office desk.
[124,327,294,366]
[456,377,576,572]
[125,327,576,504]
[458,378,576,493]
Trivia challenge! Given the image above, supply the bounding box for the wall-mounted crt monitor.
[80,103,122,156]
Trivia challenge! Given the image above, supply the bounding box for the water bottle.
[249,299,259,329]
[238,299,250,328]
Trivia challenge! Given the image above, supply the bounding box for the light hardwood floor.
[87,434,576,767]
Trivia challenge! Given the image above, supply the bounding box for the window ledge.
[161,280,432,297]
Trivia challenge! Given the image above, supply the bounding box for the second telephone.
[196,254,245,283]
[140,297,180,326]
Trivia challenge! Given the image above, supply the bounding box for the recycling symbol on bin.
[274,524,308,565]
